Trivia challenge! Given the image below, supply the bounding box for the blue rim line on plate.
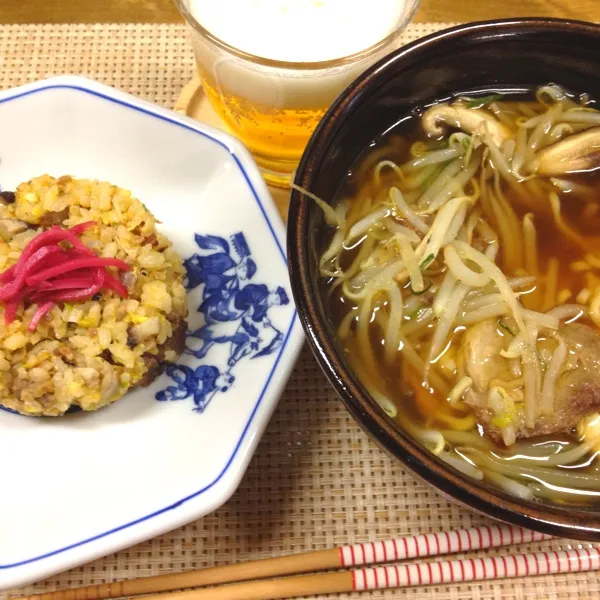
[0,83,296,570]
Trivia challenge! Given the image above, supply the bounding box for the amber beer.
[176,0,420,187]
[197,65,331,186]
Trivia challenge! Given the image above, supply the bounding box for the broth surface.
[321,87,600,504]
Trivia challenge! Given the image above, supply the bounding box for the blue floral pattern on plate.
[156,232,289,413]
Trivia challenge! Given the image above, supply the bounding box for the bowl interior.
[288,19,600,538]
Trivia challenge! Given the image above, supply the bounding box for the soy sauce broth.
[322,87,600,505]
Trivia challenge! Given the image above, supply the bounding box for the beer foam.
[188,0,408,62]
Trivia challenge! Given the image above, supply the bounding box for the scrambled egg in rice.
[0,175,188,416]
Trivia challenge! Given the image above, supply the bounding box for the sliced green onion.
[420,253,435,270]
[498,319,515,336]
[410,278,432,296]
[466,94,504,109]
[407,306,425,321]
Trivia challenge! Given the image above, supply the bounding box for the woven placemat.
[1,22,599,600]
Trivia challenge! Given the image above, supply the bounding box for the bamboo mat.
[1,22,599,600]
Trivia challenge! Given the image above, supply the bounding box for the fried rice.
[0,175,188,416]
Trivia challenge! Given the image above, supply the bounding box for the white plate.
[0,76,303,589]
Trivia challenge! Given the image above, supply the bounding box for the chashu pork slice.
[460,319,600,444]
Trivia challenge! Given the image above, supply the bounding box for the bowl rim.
[288,17,600,540]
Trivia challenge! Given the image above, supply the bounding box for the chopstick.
[125,546,600,600]
[21,525,549,600]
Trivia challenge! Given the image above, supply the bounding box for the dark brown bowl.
[287,18,600,540]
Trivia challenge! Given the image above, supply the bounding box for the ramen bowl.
[288,18,600,540]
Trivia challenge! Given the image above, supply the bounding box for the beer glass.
[176,0,420,187]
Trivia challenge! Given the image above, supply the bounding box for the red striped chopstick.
[339,523,546,567]
[351,546,600,592]
[88,546,600,600]
[19,525,551,600]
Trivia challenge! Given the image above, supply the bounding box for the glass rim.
[175,0,421,71]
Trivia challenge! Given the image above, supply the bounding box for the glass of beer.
[176,0,420,188]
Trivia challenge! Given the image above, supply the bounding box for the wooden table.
[1,0,599,24]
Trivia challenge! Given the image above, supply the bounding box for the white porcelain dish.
[0,75,303,590]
